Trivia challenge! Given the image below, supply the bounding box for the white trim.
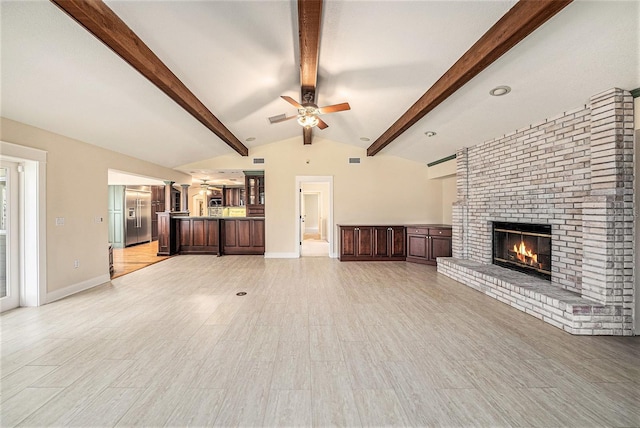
[265,252,300,259]
[0,141,47,307]
[295,176,333,258]
[45,273,110,304]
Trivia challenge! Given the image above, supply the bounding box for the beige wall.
[180,136,444,256]
[440,176,457,225]
[0,117,190,294]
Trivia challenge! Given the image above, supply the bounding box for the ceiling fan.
[271,92,350,130]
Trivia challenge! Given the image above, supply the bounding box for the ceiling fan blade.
[270,115,298,124]
[281,95,303,109]
[319,102,351,114]
[316,117,329,130]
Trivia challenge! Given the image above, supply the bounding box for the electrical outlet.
[55,217,65,226]
[73,260,79,269]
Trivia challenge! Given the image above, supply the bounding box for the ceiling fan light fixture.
[425,131,437,137]
[489,85,511,96]
[297,114,319,128]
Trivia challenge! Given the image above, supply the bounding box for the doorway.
[296,177,333,257]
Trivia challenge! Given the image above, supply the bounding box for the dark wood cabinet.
[157,214,263,256]
[150,185,165,241]
[245,173,265,217]
[157,212,178,256]
[178,217,220,255]
[338,225,405,261]
[223,218,265,255]
[406,225,452,265]
[223,186,244,207]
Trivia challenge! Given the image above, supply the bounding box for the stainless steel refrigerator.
[125,187,151,246]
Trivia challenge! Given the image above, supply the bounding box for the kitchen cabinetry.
[223,186,245,207]
[406,225,452,265]
[150,185,165,241]
[157,212,179,256]
[245,172,265,217]
[177,217,220,255]
[223,218,265,255]
[338,225,406,261]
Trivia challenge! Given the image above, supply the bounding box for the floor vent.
[348,157,361,164]
[253,158,265,164]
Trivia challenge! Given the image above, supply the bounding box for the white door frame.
[0,141,47,307]
[295,176,334,258]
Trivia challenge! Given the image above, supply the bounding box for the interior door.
[1,161,20,312]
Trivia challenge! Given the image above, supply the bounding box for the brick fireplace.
[438,88,635,335]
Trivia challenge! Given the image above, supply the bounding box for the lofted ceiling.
[1,1,638,170]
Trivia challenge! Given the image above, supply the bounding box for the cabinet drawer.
[428,228,452,237]
[406,227,428,235]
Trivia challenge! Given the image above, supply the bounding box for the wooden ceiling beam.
[367,0,573,156]
[51,0,249,156]
[303,126,313,145]
[298,0,322,145]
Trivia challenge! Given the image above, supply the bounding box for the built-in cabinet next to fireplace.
[406,225,452,265]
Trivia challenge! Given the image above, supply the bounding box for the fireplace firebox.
[492,222,551,281]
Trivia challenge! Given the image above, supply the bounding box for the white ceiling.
[1,1,638,170]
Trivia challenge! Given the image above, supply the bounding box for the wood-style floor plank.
[1,256,638,427]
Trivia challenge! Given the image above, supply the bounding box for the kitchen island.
[157,213,264,256]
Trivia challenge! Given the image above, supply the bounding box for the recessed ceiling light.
[489,86,511,96]
[425,131,437,137]
[360,137,370,141]
[245,137,256,142]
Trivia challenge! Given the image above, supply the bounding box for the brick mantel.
[442,88,635,335]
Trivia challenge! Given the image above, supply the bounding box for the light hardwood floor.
[1,256,639,427]
[111,241,170,279]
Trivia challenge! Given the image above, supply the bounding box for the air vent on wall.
[253,158,265,164]
[268,114,287,124]
[348,157,361,164]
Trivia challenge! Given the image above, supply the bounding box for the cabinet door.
[237,220,251,247]
[179,219,192,246]
[356,227,374,257]
[373,227,390,257]
[407,234,428,259]
[390,227,406,257]
[207,220,219,247]
[251,219,265,247]
[192,219,206,247]
[430,236,452,261]
[340,227,356,257]
[224,219,237,248]
[157,214,171,254]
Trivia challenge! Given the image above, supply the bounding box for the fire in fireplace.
[492,222,551,280]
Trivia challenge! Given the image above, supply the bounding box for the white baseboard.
[264,252,300,259]
[45,273,111,304]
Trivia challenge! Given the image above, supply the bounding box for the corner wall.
[0,117,190,298]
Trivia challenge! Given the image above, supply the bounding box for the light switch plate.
[55,217,65,226]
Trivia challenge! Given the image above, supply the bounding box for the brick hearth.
[438,88,635,335]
